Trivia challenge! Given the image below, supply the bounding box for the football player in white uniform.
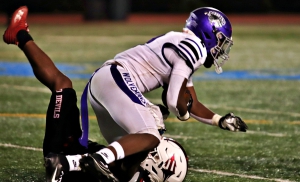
[76,7,248,182]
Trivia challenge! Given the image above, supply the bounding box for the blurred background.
[0,0,299,23]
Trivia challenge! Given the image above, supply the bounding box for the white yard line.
[163,134,197,140]
[0,84,84,99]
[3,84,300,118]
[0,113,290,137]
[246,130,287,137]
[149,100,300,118]
[0,142,294,182]
[164,131,284,140]
[0,84,50,93]
[207,104,300,118]
[0,143,42,151]
[189,168,295,182]
[164,130,286,139]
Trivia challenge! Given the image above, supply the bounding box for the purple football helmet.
[185,7,233,74]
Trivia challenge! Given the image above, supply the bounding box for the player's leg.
[3,5,81,153]
[3,6,71,92]
[3,6,90,182]
[22,41,72,91]
[79,64,161,181]
[89,64,161,152]
[83,92,154,181]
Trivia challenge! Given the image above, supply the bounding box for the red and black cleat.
[3,6,29,45]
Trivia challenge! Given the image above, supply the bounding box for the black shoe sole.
[44,157,64,182]
[80,155,119,182]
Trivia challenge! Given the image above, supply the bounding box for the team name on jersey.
[53,93,62,118]
[122,73,147,106]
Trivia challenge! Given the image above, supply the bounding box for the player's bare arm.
[187,86,248,132]
[187,86,215,119]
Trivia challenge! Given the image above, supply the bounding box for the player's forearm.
[190,113,222,125]
[190,101,221,125]
[190,101,248,132]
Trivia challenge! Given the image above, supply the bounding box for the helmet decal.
[140,137,188,182]
[162,154,176,181]
[205,11,226,28]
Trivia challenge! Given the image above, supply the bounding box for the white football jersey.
[88,31,209,141]
[113,31,207,93]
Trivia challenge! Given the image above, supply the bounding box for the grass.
[0,22,300,181]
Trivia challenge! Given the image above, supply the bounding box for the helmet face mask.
[185,7,233,74]
[211,31,233,74]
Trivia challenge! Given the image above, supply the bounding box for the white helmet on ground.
[140,137,188,182]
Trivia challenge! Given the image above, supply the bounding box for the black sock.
[16,30,33,50]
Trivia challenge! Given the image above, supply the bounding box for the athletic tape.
[109,141,125,160]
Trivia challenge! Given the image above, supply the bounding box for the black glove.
[156,104,170,120]
[219,113,248,132]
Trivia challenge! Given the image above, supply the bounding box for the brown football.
[161,87,191,107]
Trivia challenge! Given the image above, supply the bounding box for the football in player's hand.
[161,87,192,108]
[161,87,168,107]
[184,89,192,103]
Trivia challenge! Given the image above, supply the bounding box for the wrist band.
[96,148,115,164]
[178,111,190,121]
[109,141,125,160]
[212,114,222,126]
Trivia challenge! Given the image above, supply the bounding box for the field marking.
[164,129,286,139]
[164,134,197,140]
[189,168,295,182]
[1,113,298,126]
[246,130,286,137]
[0,113,281,125]
[207,104,300,118]
[0,113,46,118]
[149,100,300,118]
[3,84,300,118]
[0,113,295,139]
[0,84,50,93]
[0,143,42,152]
[165,118,274,124]
[0,142,294,182]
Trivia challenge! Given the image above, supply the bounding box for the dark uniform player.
[2,6,104,182]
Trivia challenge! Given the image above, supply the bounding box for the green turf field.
[0,22,299,182]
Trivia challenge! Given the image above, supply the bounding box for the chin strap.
[214,60,223,74]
